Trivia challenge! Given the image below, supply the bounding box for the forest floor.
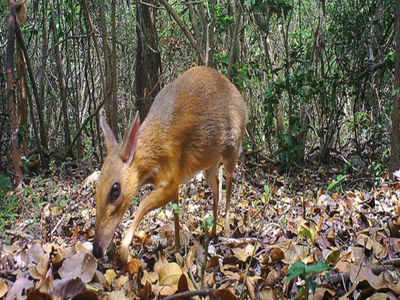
[0,154,400,299]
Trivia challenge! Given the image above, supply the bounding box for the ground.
[0,155,400,299]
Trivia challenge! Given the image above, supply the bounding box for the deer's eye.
[109,182,121,202]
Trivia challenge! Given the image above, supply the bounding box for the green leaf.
[304,261,331,274]
[285,261,306,281]
[0,174,12,192]
[131,197,139,205]
[171,202,179,214]
[206,216,214,227]
[302,227,313,242]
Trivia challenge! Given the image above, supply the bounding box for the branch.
[163,288,216,300]
[158,0,204,64]
[70,100,105,148]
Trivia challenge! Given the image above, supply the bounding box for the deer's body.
[93,66,248,263]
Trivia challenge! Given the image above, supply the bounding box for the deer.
[92,66,248,264]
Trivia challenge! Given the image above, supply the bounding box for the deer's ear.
[99,110,118,154]
[120,112,140,164]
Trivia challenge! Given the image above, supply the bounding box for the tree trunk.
[97,1,118,136]
[6,0,23,186]
[391,0,400,173]
[135,0,161,120]
[16,47,27,154]
[50,1,71,155]
[38,0,49,164]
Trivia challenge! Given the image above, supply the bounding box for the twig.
[217,237,260,246]
[50,214,65,236]
[382,258,400,266]
[239,242,258,300]
[188,268,200,290]
[162,288,216,300]
[5,229,32,240]
[158,0,204,63]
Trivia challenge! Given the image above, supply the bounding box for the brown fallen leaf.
[5,276,34,300]
[232,245,254,262]
[58,252,97,283]
[141,270,159,286]
[104,290,130,300]
[94,270,109,290]
[68,290,98,300]
[114,275,129,289]
[26,289,52,300]
[213,288,237,300]
[325,247,340,265]
[104,269,117,286]
[0,279,8,298]
[270,247,285,263]
[127,257,142,275]
[138,281,152,299]
[177,274,189,293]
[308,287,336,300]
[258,288,276,300]
[158,262,183,285]
[36,268,54,294]
[28,243,50,281]
[245,276,261,300]
[51,278,86,299]
[366,292,398,300]
[265,269,281,286]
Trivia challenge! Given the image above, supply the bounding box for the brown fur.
[94,66,248,263]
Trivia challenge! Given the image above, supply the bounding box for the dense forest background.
[1,0,399,185]
[1,0,400,298]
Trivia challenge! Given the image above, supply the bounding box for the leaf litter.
[0,160,399,299]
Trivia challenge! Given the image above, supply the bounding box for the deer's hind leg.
[205,163,219,237]
[222,146,240,236]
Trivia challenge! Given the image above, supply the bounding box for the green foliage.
[131,197,139,206]
[327,174,348,193]
[0,174,16,240]
[275,133,305,170]
[244,0,293,18]
[171,202,180,214]
[0,193,20,241]
[0,174,12,193]
[263,184,270,202]
[201,216,214,231]
[285,261,331,298]
[369,149,389,187]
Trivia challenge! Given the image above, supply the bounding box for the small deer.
[93,66,248,263]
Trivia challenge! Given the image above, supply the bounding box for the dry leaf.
[5,276,34,300]
[104,269,117,286]
[213,288,237,300]
[158,262,182,285]
[367,292,397,300]
[0,279,8,298]
[127,257,142,275]
[114,275,128,289]
[51,278,86,298]
[104,290,129,300]
[58,252,97,283]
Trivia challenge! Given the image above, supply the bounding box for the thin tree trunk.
[135,0,161,120]
[50,1,71,154]
[159,0,204,64]
[111,0,118,128]
[391,0,400,173]
[15,27,46,164]
[6,0,23,186]
[16,46,27,154]
[38,0,49,164]
[227,0,241,80]
[97,1,118,136]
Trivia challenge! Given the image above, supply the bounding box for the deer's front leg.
[120,181,178,264]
